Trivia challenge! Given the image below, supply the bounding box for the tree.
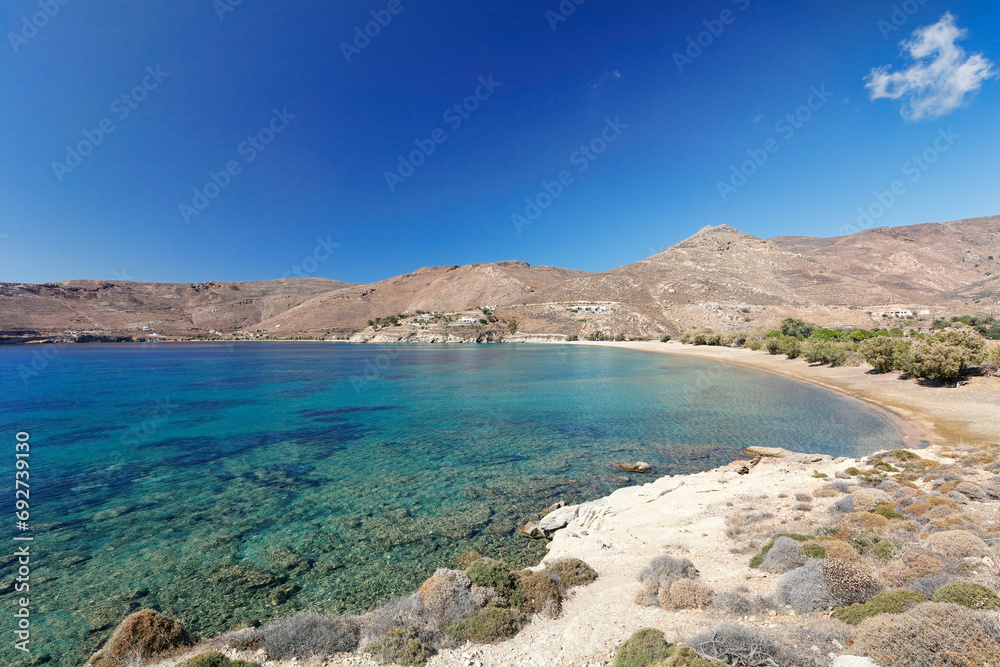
[860,337,909,373]
[904,329,987,383]
[507,319,518,334]
[780,318,816,339]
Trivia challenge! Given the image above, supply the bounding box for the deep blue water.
[0,342,902,665]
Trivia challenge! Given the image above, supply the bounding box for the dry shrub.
[812,487,838,498]
[712,586,779,616]
[777,560,837,613]
[925,530,991,558]
[363,626,433,666]
[636,554,700,609]
[253,612,360,659]
[686,624,781,667]
[822,559,882,605]
[836,512,889,537]
[822,539,863,564]
[851,488,891,512]
[877,552,945,587]
[906,496,959,517]
[546,558,598,587]
[955,482,985,500]
[758,536,807,574]
[638,554,699,585]
[832,495,854,513]
[515,570,564,619]
[418,568,479,627]
[849,602,1000,666]
[660,578,713,610]
[634,579,660,607]
[88,609,194,667]
[357,595,428,648]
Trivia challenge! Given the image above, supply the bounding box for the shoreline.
[570,340,999,450]
[76,340,1000,666]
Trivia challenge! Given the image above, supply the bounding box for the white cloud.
[865,13,996,121]
[591,70,622,89]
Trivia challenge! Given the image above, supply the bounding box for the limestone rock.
[539,505,579,535]
[832,657,878,667]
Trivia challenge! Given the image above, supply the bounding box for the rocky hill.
[2,216,997,342]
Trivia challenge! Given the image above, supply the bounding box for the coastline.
[571,340,999,450]
[131,341,999,667]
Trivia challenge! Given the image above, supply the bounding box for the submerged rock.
[519,521,546,539]
[617,462,653,473]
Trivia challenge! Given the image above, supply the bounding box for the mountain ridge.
[2,215,996,341]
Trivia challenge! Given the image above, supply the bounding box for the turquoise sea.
[0,343,902,665]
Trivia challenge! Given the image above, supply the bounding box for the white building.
[880,310,914,318]
[457,316,480,324]
[569,305,612,314]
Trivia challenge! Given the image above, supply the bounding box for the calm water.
[0,343,902,665]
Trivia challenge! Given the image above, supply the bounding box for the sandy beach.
[149,342,999,667]
[578,340,999,448]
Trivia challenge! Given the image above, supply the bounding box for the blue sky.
[1,0,998,285]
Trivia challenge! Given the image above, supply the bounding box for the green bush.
[774,336,802,359]
[655,646,724,666]
[874,503,905,520]
[932,582,1000,610]
[809,328,843,341]
[466,560,523,606]
[614,628,673,667]
[546,558,598,587]
[659,334,672,343]
[801,544,826,559]
[178,653,259,667]
[831,589,927,625]
[446,607,518,644]
[363,627,432,666]
[565,334,579,341]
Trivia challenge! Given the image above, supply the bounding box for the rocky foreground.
[135,440,1000,667]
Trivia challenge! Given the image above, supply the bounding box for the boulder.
[617,461,652,473]
[539,505,578,535]
[519,521,545,539]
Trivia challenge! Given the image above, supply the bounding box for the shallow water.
[0,342,902,665]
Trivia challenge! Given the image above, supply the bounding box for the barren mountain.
[1,215,996,342]
[538,224,900,308]
[0,278,352,338]
[771,215,1000,300]
[252,262,591,332]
